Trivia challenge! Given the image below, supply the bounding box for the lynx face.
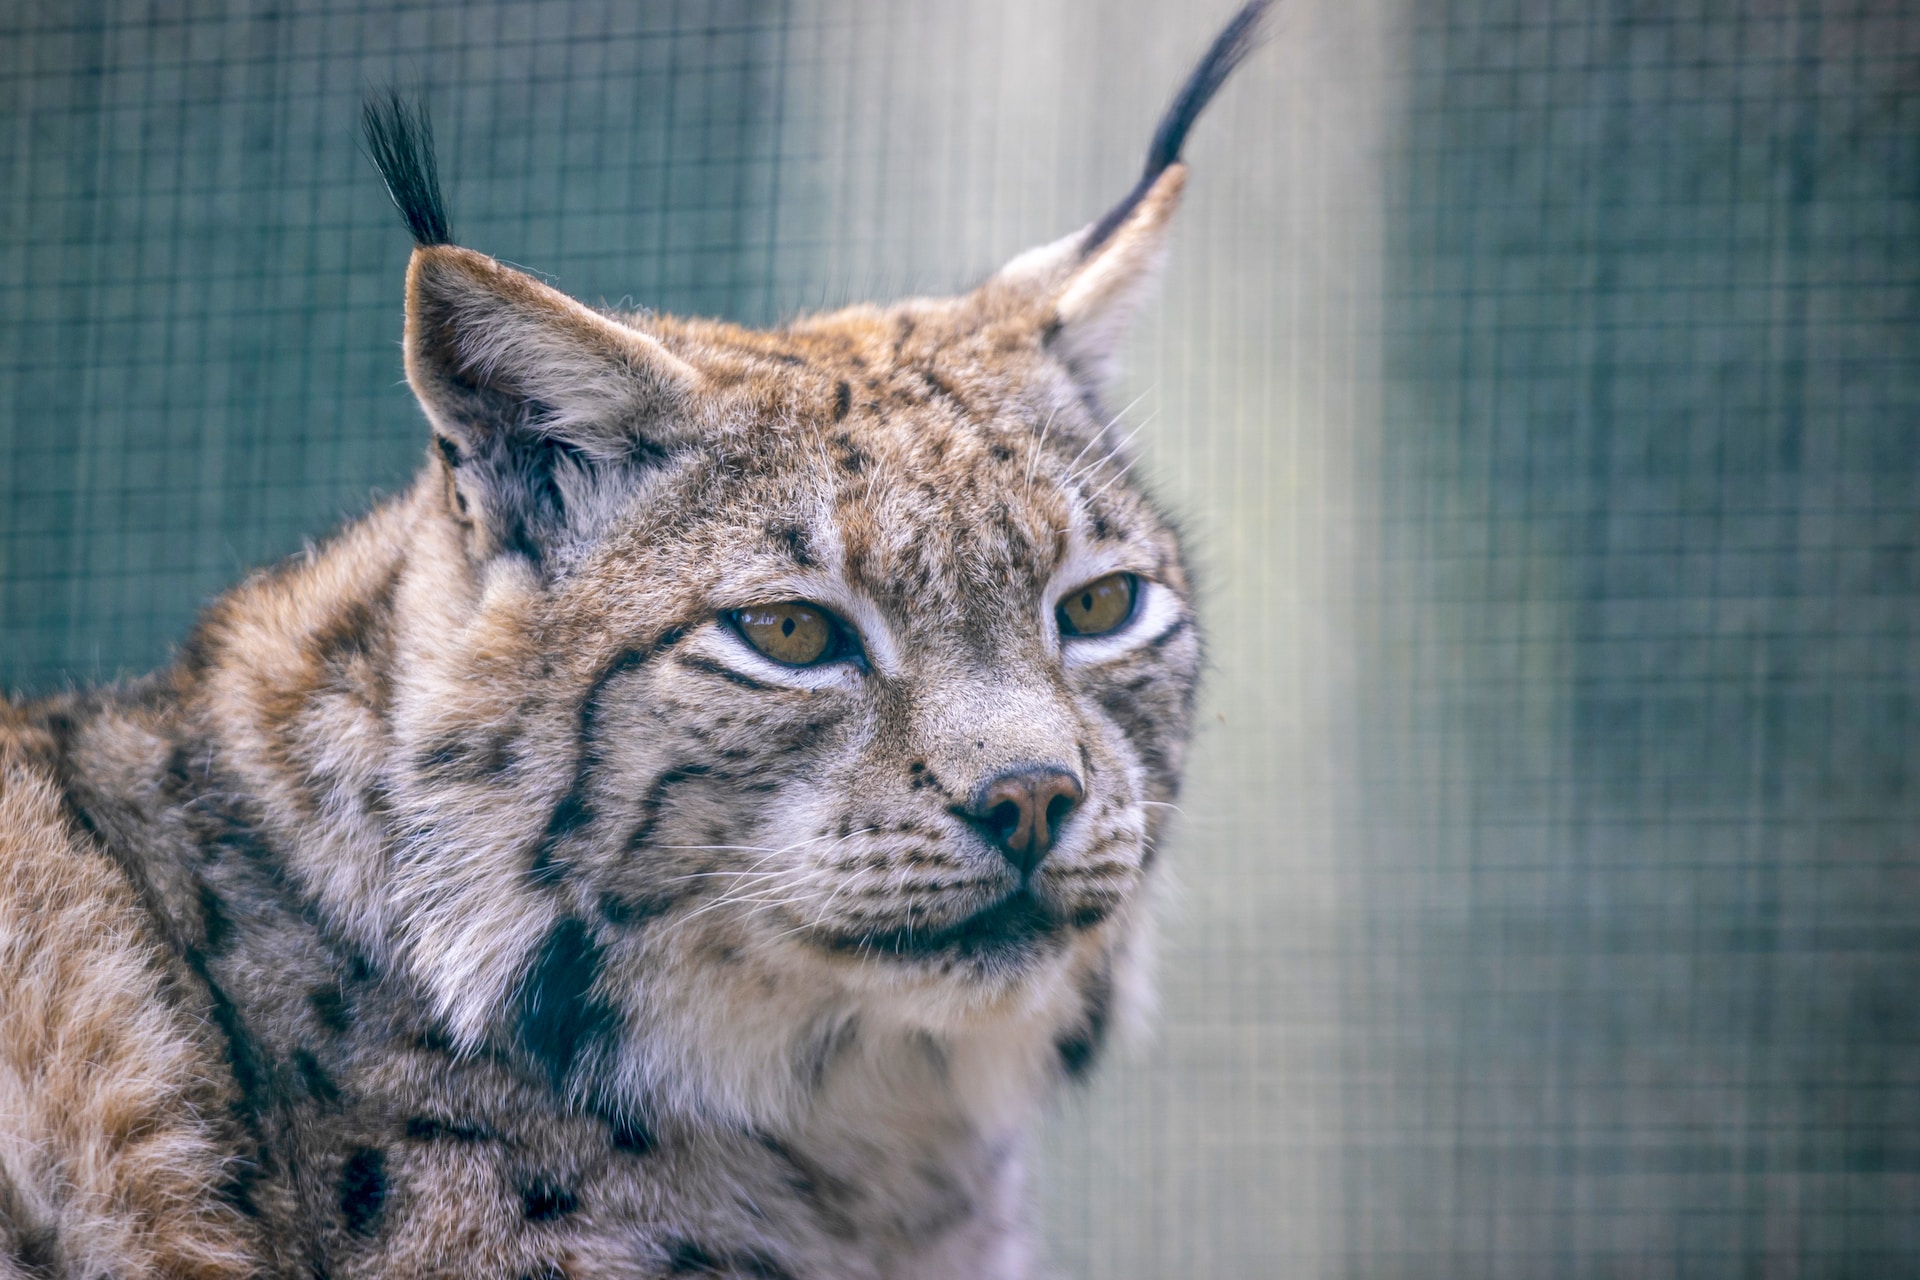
[372,232,1202,1122]
[536,305,1199,994]
[340,28,1240,1122]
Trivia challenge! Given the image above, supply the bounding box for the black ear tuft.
[362,90,452,247]
[1083,0,1272,255]
[1141,0,1272,180]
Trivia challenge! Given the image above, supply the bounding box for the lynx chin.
[0,4,1266,1276]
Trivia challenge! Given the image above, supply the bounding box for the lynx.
[0,5,1266,1276]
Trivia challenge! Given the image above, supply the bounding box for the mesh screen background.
[2,1,1916,1276]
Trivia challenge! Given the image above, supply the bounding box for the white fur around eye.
[724,571,903,679]
[702,622,866,692]
[1060,578,1181,668]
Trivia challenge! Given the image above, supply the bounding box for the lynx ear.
[991,0,1268,389]
[366,93,702,564]
[403,244,701,460]
[402,247,703,564]
[995,167,1188,389]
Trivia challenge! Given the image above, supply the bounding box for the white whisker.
[653,826,882,936]
[659,869,794,886]
[1024,408,1057,502]
[1080,450,1149,505]
[1059,390,1149,481]
[1067,413,1155,491]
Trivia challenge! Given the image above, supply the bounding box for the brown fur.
[0,7,1269,1271]
[0,715,258,1280]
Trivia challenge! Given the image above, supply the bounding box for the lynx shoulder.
[0,5,1266,1276]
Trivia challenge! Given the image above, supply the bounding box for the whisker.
[1067,413,1156,492]
[1024,408,1057,503]
[653,831,848,855]
[765,878,866,945]
[1059,397,1144,487]
[658,869,795,886]
[671,883,829,928]
[1059,390,1150,482]
[797,864,861,930]
[1080,453,1147,505]
[1059,395,1144,495]
[655,825,884,935]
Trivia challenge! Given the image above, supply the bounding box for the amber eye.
[730,602,842,667]
[1056,572,1139,638]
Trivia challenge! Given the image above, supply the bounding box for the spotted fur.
[0,5,1266,1275]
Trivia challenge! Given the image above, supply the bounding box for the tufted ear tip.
[1047,165,1186,379]
[399,244,705,565]
[364,90,452,247]
[974,164,1188,393]
[980,1,1269,389]
[402,244,701,458]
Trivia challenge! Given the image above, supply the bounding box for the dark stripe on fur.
[800,1015,861,1091]
[609,1113,657,1155]
[752,1134,860,1240]
[624,762,713,853]
[1055,966,1113,1080]
[418,729,514,781]
[308,981,352,1032]
[1147,613,1194,651]
[404,1116,494,1143]
[293,1048,342,1105]
[338,1147,389,1234]
[362,90,451,246]
[197,878,235,954]
[192,962,275,1119]
[1083,0,1270,254]
[40,723,286,1218]
[675,653,777,692]
[1095,683,1175,783]
[665,1239,796,1279]
[528,790,591,886]
[600,890,680,929]
[767,521,817,568]
[527,632,687,883]
[521,1180,579,1222]
[513,918,616,1090]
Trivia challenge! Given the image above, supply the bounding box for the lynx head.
[349,3,1265,1128]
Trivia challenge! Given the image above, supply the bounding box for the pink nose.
[965,767,1084,875]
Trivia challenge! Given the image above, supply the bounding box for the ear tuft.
[985,0,1270,390]
[1082,0,1271,257]
[1050,166,1187,386]
[363,90,453,247]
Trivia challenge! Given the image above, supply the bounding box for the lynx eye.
[1057,572,1139,639]
[729,602,843,667]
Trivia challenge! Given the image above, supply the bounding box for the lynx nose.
[965,766,1084,876]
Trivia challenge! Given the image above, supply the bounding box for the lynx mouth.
[822,889,1091,965]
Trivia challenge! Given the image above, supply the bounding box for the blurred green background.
[3,1,1916,1274]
